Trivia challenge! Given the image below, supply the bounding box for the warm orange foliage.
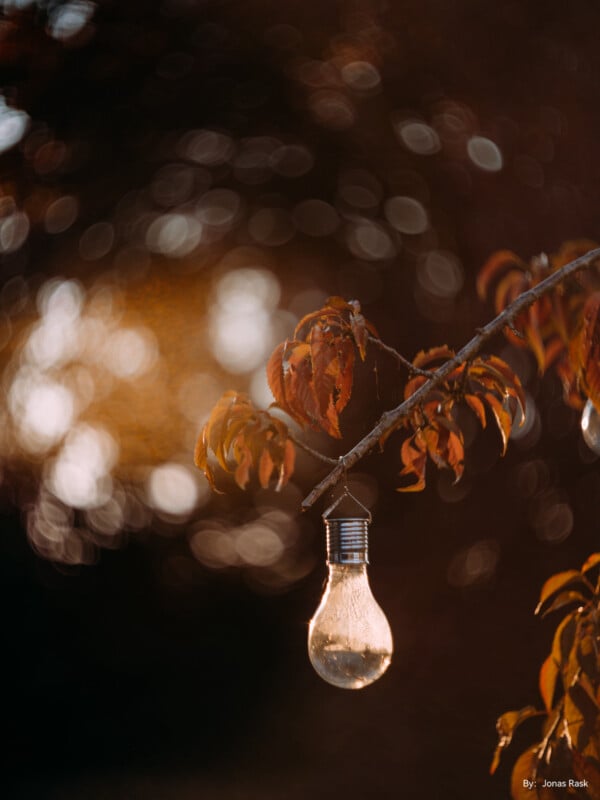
[478,239,600,411]
[266,296,375,438]
[196,296,525,494]
[396,348,525,491]
[194,391,295,491]
[492,555,600,799]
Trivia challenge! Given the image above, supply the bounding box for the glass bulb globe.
[581,398,600,454]
[308,518,393,690]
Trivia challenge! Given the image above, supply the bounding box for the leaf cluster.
[394,347,525,491]
[492,555,600,799]
[194,391,295,491]
[267,296,375,438]
[478,239,600,412]
[195,293,527,493]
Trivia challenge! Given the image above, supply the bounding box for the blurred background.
[1,0,600,797]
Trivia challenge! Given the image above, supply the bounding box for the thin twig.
[368,335,434,377]
[301,247,600,510]
[288,430,337,465]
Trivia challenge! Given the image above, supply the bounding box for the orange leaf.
[578,293,600,408]
[477,249,528,301]
[234,444,253,489]
[510,746,553,799]
[539,655,559,712]
[284,342,319,429]
[524,301,547,374]
[539,590,587,618]
[582,553,600,574]
[267,341,295,419]
[325,295,352,311]
[397,435,427,492]
[483,393,512,455]
[350,309,369,360]
[412,345,455,369]
[404,374,428,400]
[309,323,339,419]
[465,394,487,428]
[551,238,599,270]
[276,438,296,491]
[490,709,540,776]
[195,392,294,494]
[206,391,238,469]
[535,570,584,614]
[258,448,275,489]
[334,337,355,413]
[493,269,529,316]
[474,355,526,416]
[445,430,465,482]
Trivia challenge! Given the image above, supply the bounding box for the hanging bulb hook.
[322,457,371,565]
[322,457,372,522]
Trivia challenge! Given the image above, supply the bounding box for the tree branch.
[301,247,600,510]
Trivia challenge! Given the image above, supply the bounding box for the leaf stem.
[368,335,434,377]
[301,247,600,510]
[288,430,338,466]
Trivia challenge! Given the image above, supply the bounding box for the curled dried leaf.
[477,249,528,301]
[536,570,586,615]
[266,297,377,437]
[194,392,296,492]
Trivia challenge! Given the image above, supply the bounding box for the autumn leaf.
[275,438,296,492]
[535,570,585,614]
[566,679,598,752]
[490,708,539,775]
[539,655,559,712]
[349,306,369,360]
[473,354,527,415]
[525,300,548,374]
[578,293,600,409]
[494,269,530,317]
[465,394,487,428]
[510,747,558,800]
[538,590,587,618]
[397,433,427,492]
[412,345,455,370]
[194,392,296,493]
[267,340,296,420]
[266,297,379,437]
[551,238,600,271]
[258,448,275,489]
[582,553,600,574]
[477,249,528,301]
[483,393,512,455]
[550,611,579,675]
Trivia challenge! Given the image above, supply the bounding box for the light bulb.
[581,398,600,454]
[308,518,393,689]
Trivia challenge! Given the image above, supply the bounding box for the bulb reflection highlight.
[581,398,600,454]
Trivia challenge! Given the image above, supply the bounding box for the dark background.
[2,1,600,797]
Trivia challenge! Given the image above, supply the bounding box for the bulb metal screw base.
[325,518,369,565]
